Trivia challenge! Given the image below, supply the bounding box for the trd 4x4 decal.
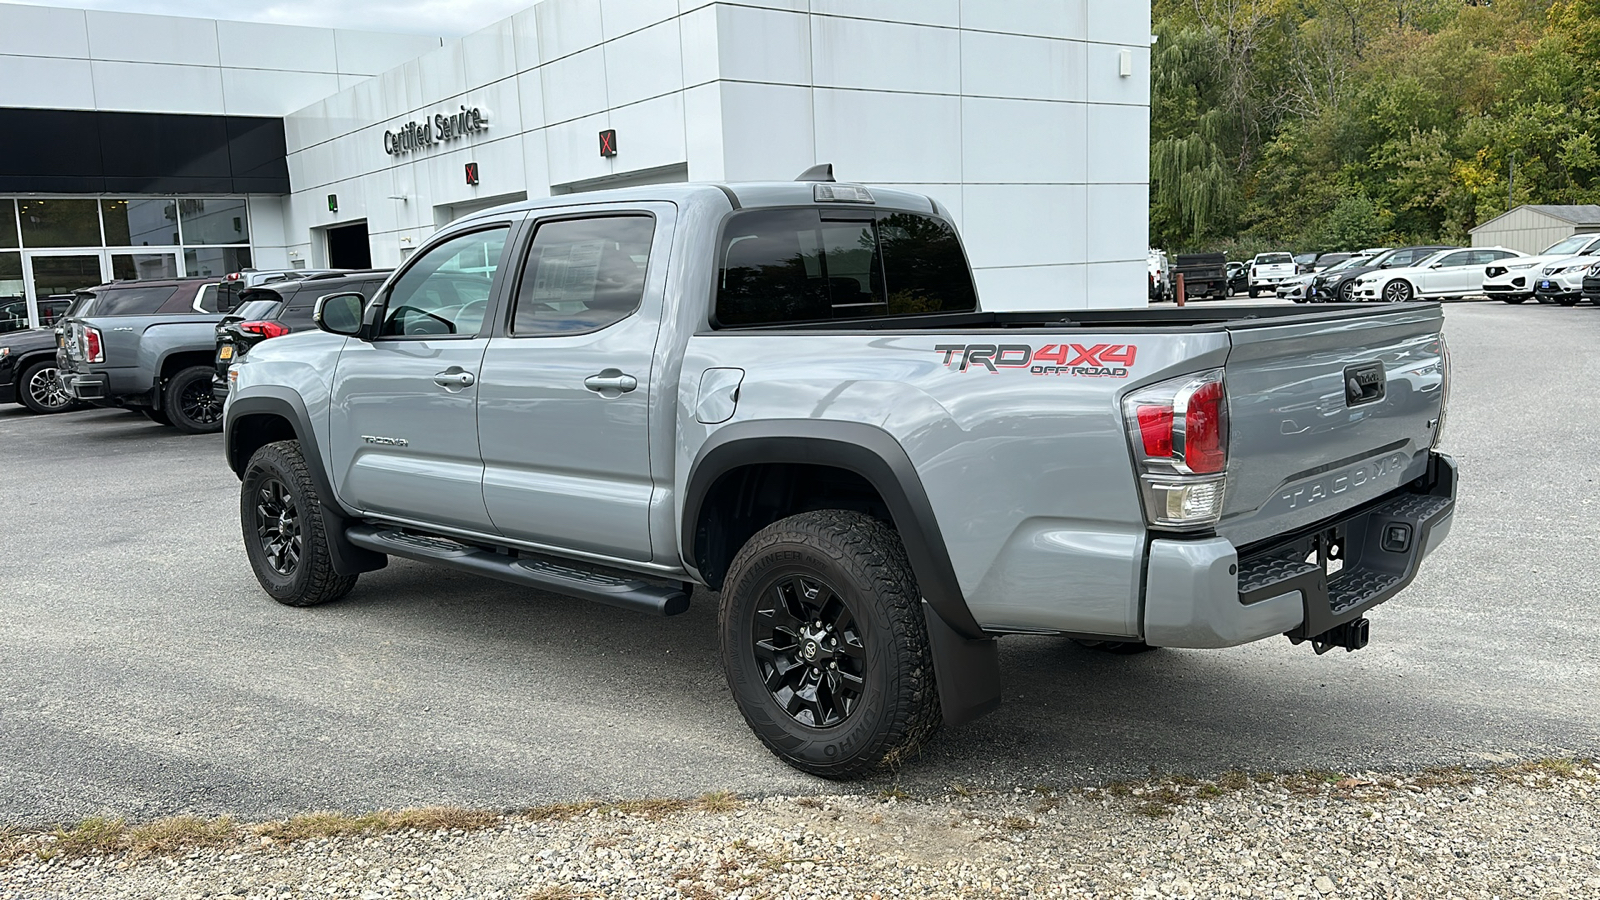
[935,343,1138,378]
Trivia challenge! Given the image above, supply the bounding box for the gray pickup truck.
[223,175,1457,777]
[58,277,227,433]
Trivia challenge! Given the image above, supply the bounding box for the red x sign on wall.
[599,129,617,157]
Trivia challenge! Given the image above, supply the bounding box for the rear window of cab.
[714,208,978,327]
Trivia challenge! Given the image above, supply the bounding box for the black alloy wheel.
[241,440,360,606]
[254,477,302,577]
[1382,280,1413,303]
[752,573,867,729]
[165,365,223,434]
[18,360,74,414]
[720,510,941,778]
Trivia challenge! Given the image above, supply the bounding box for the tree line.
[1150,0,1600,254]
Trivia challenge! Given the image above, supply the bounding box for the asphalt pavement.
[1,299,1596,826]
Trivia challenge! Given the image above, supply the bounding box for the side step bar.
[345,525,691,617]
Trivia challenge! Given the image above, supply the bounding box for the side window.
[380,227,507,337]
[193,284,220,313]
[714,208,976,327]
[1434,251,1471,268]
[1493,250,1519,261]
[1467,250,1500,266]
[511,216,655,336]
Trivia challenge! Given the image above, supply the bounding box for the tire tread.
[242,440,358,607]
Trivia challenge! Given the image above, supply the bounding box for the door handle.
[433,368,476,389]
[584,369,638,395]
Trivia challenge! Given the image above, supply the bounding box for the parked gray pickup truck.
[58,277,226,433]
[224,175,1457,777]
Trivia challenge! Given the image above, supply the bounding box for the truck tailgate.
[1218,305,1445,548]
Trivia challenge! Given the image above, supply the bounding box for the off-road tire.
[17,359,74,414]
[141,407,172,425]
[1072,638,1161,655]
[165,365,224,434]
[241,440,358,607]
[719,510,942,779]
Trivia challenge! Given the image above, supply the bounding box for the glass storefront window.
[103,199,179,247]
[184,246,252,278]
[111,252,179,281]
[18,199,101,248]
[0,252,24,333]
[179,198,249,245]
[0,201,16,249]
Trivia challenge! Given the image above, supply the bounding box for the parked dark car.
[217,268,350,314]
[0,296,74,335]
[1293,252,1319,274]
[213,270,390,398]
[1226,261,1248,296]
[1311,252,1358,272]
[1,326,80,414]
[1309,245,1457,302]
[1174,253,1229,300]
[1582,261,1600,305]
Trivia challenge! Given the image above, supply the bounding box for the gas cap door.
[695,367,745,424]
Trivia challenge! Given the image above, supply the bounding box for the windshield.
[1541,234,1596,256]
[1257,253,1293,265]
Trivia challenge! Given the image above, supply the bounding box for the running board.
[345,525,691,617]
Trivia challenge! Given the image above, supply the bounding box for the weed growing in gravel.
[258,807,497,842]
[523,793,740,825]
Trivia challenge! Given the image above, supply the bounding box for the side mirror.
[314,292,366,337]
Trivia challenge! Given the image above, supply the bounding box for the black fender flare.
[225,389,386,576]
[682,420,1000,725]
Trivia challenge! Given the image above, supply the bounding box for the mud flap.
[922,599,1001,725]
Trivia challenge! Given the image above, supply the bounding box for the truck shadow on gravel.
[315,560,1541,796]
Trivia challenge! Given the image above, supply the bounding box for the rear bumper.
[62,371,110,402]
[60,367,154,406]
[1143,453,1456,649]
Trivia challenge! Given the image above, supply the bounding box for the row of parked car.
[0,268,388,421]
[1149,232,1600,306]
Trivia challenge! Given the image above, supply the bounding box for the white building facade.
[3,0,1151,327]
[284,0,1152,310]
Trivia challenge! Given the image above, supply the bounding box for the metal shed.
[1470,205,1600,255]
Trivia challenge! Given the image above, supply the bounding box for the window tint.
[231,299,282,321]
[512,216,655,336]
[1257,253,1294,264]
[1466,250,1501,266]
[380,227,506,338]
[86,286,180,316]
[715,208,976,327]
[1435,251,1472,268]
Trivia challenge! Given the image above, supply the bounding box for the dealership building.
[1,0,1151,328]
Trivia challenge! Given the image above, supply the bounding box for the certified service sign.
[384,106,490,156]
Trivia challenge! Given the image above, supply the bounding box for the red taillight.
[1183,380,1227,474]
[84,326,104,363]
[239,320,291,339]
[1123,369,1229,529]
[1136,405,1174,458]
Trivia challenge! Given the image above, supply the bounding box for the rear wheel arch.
[682,422,982,640]
[157,349,217,384]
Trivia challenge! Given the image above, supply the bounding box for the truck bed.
[715,302,1432,333]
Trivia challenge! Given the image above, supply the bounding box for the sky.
[16,0,532,35]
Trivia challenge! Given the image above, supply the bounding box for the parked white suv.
[1481,233,1600,304]
[1353,247,1525,303]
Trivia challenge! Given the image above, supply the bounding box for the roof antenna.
[795,163,835,183]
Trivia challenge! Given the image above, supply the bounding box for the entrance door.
[25,253,107,329]
[328,222,515,533]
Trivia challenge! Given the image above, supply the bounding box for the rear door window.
[715,208,976,327]
[510,216,656,336]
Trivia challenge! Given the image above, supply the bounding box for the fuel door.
[695,367,745,424]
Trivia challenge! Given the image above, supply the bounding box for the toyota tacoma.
[223,171,1458,777]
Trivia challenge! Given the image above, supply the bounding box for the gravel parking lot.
[0,301,1596,833]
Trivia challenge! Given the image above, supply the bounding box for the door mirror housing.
[314,292,366,337]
